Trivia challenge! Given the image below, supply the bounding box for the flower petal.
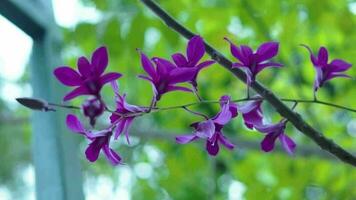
[166,85,193,93]
[152,57,176,76]
[54,66,82,86]
[240,45,253,60]
[300,44,318,66]
[238,100,262,113]
[255,62,283,74]
[254,122,284,133]
[243,110,263,129]
[113,119,125,139]
[85,137,106,162]
[172,53,188,67]
[213,100,232,125]
[176,134,198,144]
[168,67,196,84]
[103,145,122,166]
[261,132,277,152]
[318,47,328,66]
[66,114,86,134]
[187,35,205,66]
[99,72,122,86]
[329,59,352,72]
[256,42,279,63]
[279,133,296,155]
[137,74,153,82]
[140,52,157,80]
[63,85,90,101]
[196,60,215,70]
[195,119,215,139]
[91,46,108,75]
[122,118,134,144]
[324,73,352,82]
[219,133,235,150]
[224,37,247,64]
[206,140,219,156]
[77,56,91,77]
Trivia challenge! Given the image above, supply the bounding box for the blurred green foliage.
[1,0,356,199]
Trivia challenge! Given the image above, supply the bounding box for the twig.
[139,0,356,167]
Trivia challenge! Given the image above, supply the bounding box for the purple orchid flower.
[176,95,238,156]
[66,114,122,166]
[255,120,296,155]
[54,46,122,101]
[110,81,145,144]
[171,35,215,90]
[238,98,264,129]
[138,51,196,101]
[225,38,283,85]
[301,45,352,98]
[82,97,105,127]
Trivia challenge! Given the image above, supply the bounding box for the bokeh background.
[0,0,355,199]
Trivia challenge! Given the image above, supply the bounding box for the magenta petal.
[113,119,125,139]
[243,111,263,129]
[140,52,157,80]
[255,123,284,133]
[261,133,277,152]
[213,103,232,125]
[152,57,176,76]
[195,120,215,139]
[169,68,196,84]
[99,72,122,85]
[54,66,82,86]
[91,46,109,75]
[63,85,90,101]
[239,100,261,113]
[166,85,192,93]
[103,145,121,166]
[85,130,109,138]
[85,138,105,162]
[301,44,318,66]
[172,53,188,67]
[122,118,134,144]
[66,114,85,134]
[240,45,253,59]
[176,134,198,144]
[314,67,323,90]
[224,37,247,64]
[187,35,205,66]
[318,47,328,66]
[219,134,235,150]
[279,133,296,155]
[256,62,283,73]
[196,60,215,70]
[329,59,352,72]
[77,56,91,77]
[256,42,279,63]
[218,95,237,118]
[206,140,219,156]
[137,74,153,82]
[111,81,120,97]
[324,73,352,82]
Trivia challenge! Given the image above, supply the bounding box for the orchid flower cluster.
[50,35,352,166]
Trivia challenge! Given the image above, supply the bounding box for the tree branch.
[139,0,356,167]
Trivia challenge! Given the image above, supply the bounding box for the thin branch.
[139,0,356,167]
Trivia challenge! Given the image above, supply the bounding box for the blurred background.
[0,0,355,199]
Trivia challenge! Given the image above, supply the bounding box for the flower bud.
[82,97,105,127]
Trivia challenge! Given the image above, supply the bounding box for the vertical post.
[30,35,84,200]
[1,1,85,199]
[27,1,85,200]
